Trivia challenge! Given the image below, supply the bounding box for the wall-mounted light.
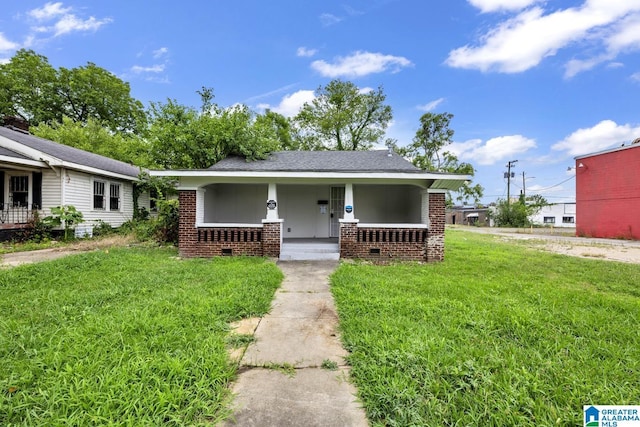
[578,162,585,168]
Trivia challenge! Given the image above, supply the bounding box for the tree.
[32,117,151,167]
[490,195,549,227]
[0,49,146,133]
[147,89,282,169]
[397,112,484,205]
[0,49,60,125]
[293,79,394,150]
[56,63,146,133]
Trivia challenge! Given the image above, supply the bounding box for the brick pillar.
[427,192,446,262]
[178,190,198,258]
[262,220,282,257]
[339,221,358,259]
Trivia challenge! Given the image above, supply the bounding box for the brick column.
[178,190,198,258]
[262,220,282,258]
[339,220,358,258]
[427,191,446,262]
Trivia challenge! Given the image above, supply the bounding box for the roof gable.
[0,126,141,179]
[208,150,422,173]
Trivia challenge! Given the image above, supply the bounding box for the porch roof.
[151,150,471,190]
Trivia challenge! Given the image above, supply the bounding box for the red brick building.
[575,142,640,240]
[152,150,469,262]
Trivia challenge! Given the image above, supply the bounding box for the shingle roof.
[0,145,31,160]
[0,126,141,178]
[207,150,422,173]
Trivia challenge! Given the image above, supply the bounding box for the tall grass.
[0,248,282,426]
[332,230,640,426]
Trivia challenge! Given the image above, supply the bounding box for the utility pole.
[504,160,518,205]
[522,171,526,199]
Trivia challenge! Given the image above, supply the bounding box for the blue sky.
[2,0,640,204]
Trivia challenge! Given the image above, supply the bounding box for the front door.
[329,186,344,238]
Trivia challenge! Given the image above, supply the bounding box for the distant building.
[530,202,576,228]
[575,141,640,239]
[446,206,490,226]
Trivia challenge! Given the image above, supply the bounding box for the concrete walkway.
[221,261,368,427]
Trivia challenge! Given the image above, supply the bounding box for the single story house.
[446,206,490,226]
[0,125,149,239]
[530,202,576,228]
[575,141,640,239]
[151,150,469,262]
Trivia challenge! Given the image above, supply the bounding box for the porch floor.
[280,238,340,261]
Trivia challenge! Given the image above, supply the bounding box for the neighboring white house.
[0,125,148,238]
[530,202,576,228]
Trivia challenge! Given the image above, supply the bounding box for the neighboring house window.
[110,184,120,211]
[543,217,555,224]
[562,216,575,224]
[94,181,106,210]
[150,188,158,212]
[9,176,29,207]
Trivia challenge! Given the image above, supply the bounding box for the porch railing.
[0,204,40,225]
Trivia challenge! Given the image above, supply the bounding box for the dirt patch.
[536,242,640,264]
[0,235,137,268]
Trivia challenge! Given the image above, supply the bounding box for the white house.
[0,125,148,238]
[151,150,470,262]
[530,202,576,228]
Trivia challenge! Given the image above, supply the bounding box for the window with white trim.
[110,184,120,211]
[94,180,106,210]
[543,216,555,224]
[562,216,575,224]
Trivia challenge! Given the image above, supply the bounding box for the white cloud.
[131,64,165,74]
[311,51,412,78]
[258,90,315,117]
[28,2,71,21]
[468,0,540,13]
[297,47,318,58]
[53,15,112,36]
[551,119,640,156]
[0,58,10,65]
[606,61,624,68]
[320,13,343,26]
[417,98,445,112]
[153,47,169,58]
[447,1,640,74]
[26,2,112,38]
[453,135,537,165]
[631,71,640,81]
[0,33,19,52]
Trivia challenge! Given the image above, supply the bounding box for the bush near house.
[331,230,640,426]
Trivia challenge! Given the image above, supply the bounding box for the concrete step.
[280,243,340,261]
[279,251,340,261]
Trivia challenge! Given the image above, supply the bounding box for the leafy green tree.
[0,49,60,125]
[397,112,484,205]
[32,117,151,166]
[148,90,282,169]
[293,79,394,150]
[57,63,146,133]
[0,49,145,133]
[490,195,549,227]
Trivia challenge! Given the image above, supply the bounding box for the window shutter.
[32,172,42,210]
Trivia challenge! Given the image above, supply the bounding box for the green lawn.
[0,248,282,426]
[331,230,640,426]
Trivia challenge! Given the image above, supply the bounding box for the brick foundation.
[262,221,282,258]
[340,222,428,262]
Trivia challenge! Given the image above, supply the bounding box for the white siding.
[61,169,135,227]
[354,184,422,223]
[530,203,577,228]
[41,168,62,211]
